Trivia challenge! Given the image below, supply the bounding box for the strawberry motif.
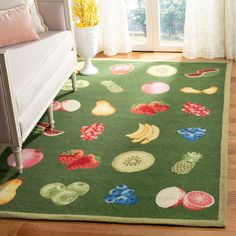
[67,154,100,170]
[130,101,170,116]
[149,101,170,113]
[130,104,156,116]
[58,149,84,165]
[58,150,100,170]
[182,102,210,117]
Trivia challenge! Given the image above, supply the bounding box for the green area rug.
[0,59,231,227]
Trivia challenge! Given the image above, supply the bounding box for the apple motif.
[141,82,170,94]
[7,148,44,169]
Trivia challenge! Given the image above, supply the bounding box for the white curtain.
[183,0,236,60]
[98,0,132,56]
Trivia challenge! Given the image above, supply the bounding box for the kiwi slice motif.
[112,151,155,173]
[40,183,66,199]
[51,189,78,205]
[67,182,90,196]
[77,80,90,88]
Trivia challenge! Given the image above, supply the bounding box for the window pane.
[126,0,147,44]
[159,0,186,46]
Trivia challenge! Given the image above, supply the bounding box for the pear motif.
[91,100,116,116]
[0,179,23,205]
[202,86,218,95]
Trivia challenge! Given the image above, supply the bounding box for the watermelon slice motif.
[33,122,64,137]
[185,68,219,78]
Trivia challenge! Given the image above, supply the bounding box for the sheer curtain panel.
[98,0,132,56]
[183,0,236,60]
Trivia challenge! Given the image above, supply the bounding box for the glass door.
[126,0,186,52]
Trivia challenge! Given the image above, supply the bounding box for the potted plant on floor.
[72,0,100,75]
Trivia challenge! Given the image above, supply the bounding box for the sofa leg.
[71,72,77,92]
[12,146,23,174]
[47,103,55,129]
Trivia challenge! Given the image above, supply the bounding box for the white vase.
[74,25,100,76]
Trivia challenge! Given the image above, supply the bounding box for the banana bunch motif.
[126,124,160,144]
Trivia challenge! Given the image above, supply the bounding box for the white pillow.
[0,0,47,33]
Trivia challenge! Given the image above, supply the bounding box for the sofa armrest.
[37,0,74,31]
[0,52,22,146]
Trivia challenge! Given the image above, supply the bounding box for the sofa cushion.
[0,0,48,33]
[0,5,39,48]
[5,31,75,115]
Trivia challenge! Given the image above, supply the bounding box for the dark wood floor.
[1,53,235,236]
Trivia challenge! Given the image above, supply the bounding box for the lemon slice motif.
[147,65,177,77]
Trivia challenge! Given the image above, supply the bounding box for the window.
[126,0,147,45]
[126,0,186,51]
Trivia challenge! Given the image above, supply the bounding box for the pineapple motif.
[101,80,124,93]
[171,152,203,175]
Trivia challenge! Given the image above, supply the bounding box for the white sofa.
[0,0,77,173]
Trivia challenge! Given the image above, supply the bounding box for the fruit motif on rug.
[141,82,170,94]
[180,87,202,94]
[185,68,219,78]
[182,102,211,117]
[178,127,206,142]
[130,101,170,116]
[0,179,23,205]
[171,152,203,175]
[104,184,138,205]
[111,151,155,173]
[202,86,218,95]
[109,64,134,75]
[61,100,81,112]
[80,123,104,141]
[53,101,62,111]
[180,86,218,95]
[53,100,81,112]
[58,149,100,170]
[33,122,64,137]
[155,186,215,211]
[155,187,186,208]
[7,149,44,169]
[101,80,124,93]
[92,100,116,116]
[126,124,160,144]
[182,191,215,211]
[40,182,89,206]
[146,65,177,77]
[62,79,90,91]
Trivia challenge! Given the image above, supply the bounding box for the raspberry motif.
[182,102,210,117]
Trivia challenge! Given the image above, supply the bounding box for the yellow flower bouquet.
[72,0,99,28]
